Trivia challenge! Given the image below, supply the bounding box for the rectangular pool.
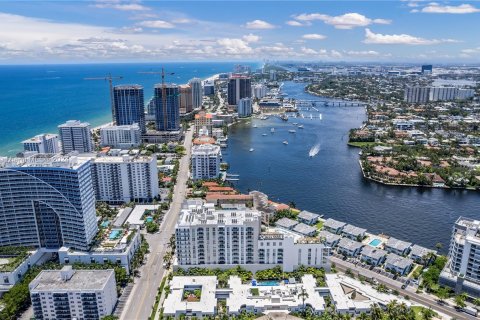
[369,238,382,247]
[256,280,280,286]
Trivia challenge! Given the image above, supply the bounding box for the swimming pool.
[109,230,121,240]
[256,280,280,286]
[369,238,382,247]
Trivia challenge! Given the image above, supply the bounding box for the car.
[405,279,411,286]
[401,284,406,289]
[369,265,375,270]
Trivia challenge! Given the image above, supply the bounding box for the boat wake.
[309,143,321,157]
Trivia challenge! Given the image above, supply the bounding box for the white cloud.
[172,18,191,24]
[244,20,275,29]
[136,20,175,29]
[364,28,458,45]
[293,12,391,29]
[302,34,326,40]
[345,50,381,57]
[421,3,480,14]
[242,34,261,43]
[286,20,309,27]
[216,38,253,54]
[93,1,150,11]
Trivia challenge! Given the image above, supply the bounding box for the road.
[121,128,193,320]
[330,256,476,320]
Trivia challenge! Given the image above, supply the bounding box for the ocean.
[0,62,259,155]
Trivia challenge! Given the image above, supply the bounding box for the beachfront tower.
[113,85,145,133]
[154,84,180,131]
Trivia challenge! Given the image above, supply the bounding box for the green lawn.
[347,141,377,148]
[316,220,324,230]
[411,306,437,320]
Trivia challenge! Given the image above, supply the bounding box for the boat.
[262,133,267,136]
[289,129,296,133]
[293,122,298,126]
[249,148,254,152]
[298,125,304,129]
[271,128,275,133]
[280,114,288,121]
[260,116,268,120]
[283,141,288,145]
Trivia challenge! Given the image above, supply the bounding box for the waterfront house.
[409,244,436,265]
[384,253,414,276]
[275,217,298,230]
[360,246,387,266]
[293,223,317,237]
[319,230,342,248]
[337,238,363,257]
[298,210,320,225]
[323,218,346,235]
[341,224,367,241]
[384,237,412,256]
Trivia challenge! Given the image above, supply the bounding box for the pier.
[294,99,365,108]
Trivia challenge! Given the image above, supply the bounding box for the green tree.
[421,307,436,320]
[454,293,467,309]
[297,287,309,316]
[370,303,384,320]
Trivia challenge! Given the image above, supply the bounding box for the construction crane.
[138,68,175,131]
[84,74,123,124]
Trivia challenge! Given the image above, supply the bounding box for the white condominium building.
[22,133,60,154]
[252,84,267,99]
[58,120,93,154]
[90,155,159,204]
[99,123,141,149]
[429,87,458,102]
[176,202,260,266]
[440,217,480,297]
[237,98,253,118]
[404,87,430,104]
[175,201,331,272]
[191,144,221,180]
[0,154,97,251]
[29,266,117,320]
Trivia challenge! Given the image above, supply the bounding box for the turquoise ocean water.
[0,62,258,155]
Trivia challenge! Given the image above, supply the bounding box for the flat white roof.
[127,205,159,226]
[163,276,217,316]
[325,274,410,312]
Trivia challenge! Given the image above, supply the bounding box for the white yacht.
[249,148,254,152]
[283,141,288,145]
[271,128,275,133]
[289,129,296,133]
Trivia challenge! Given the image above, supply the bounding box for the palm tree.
[455,293,467,309]
[421,307,436,320]
[370,303,384,320]
[298,287,309,315]
[357,312,369,320]
[473,297,480,311]
[386,300,399,319]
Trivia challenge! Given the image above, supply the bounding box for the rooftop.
[385,253,414,269]
[342,224,367,237]
[113,84,143,90]
[275,217,298,229]
[29,267,114,292]
[338,238,364,252]
[385,237,412,251]
[324,218,346,231]
[178,202,261,227]
[292,223,317,236]
[22,133,58,144]
[409,244,436,258]
[58,120,90,128]
[319,230,342,243]
[0,154,90,170]
[361,246,387,260]
[297,210,320,221]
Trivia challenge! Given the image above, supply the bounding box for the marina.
[223,81,480,251]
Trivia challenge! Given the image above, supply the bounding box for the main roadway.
[121,128,193,320]
[330,256,476,320]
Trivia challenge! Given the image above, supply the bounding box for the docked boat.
[289,129,296,133]
[298,125,304,129]
[249,148,254,152]
[280,114,288,121]
[283,141,288,145]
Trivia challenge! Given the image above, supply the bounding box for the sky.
[0,0,479,64]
